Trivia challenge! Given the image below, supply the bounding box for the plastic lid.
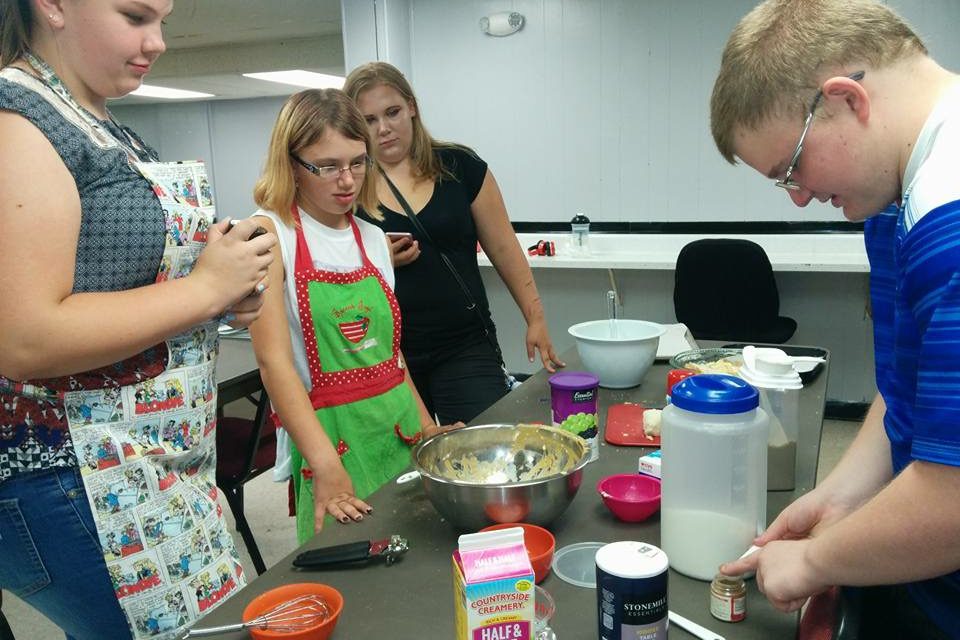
[670,374,759,414]
[571,213,590,224]
[595,541,668,579]
[738,366,802,390]
[551,541,605,588]
[739,346,803,389]
[548,371,599,391]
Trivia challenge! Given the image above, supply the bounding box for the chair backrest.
[673,238,794,343]
[215,390,277,489]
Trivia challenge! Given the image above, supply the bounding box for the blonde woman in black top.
[345,61,562,425]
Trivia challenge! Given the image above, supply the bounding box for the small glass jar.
[710,573,746,622]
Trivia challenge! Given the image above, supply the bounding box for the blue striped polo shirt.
[865,83,960,636]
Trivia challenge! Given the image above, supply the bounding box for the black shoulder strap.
[381,172,502,358]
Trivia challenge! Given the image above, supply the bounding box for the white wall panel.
[114,0,959,226]
[206,97,287,219]
[405,0,840,223]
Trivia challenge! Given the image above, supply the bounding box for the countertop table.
[198,346,828,639]
[479,232,868,272]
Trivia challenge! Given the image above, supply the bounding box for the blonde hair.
[343,61,473,183]
[253,89,381,225]
[1,0,32,68]
[710,0,927,163]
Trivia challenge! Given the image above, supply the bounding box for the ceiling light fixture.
[479,11,525,37]
[242,70,345,89]
[129,84,214,99]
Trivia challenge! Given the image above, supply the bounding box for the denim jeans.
[0,467,131,640]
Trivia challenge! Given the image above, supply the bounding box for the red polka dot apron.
[9,53,245,640]
[284,204,421,543]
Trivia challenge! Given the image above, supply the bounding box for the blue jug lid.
[670,374,759,414]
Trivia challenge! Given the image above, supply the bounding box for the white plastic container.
[739,345,803,491]
[660,374,769,581]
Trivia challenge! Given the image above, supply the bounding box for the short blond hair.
[253,89,381,225]
[710,0,927,163]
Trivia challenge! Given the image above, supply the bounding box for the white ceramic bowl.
[568,320,665,388]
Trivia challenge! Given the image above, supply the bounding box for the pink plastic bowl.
[597,474,661,522]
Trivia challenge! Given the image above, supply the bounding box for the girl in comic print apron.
[23,54,244,640]
[284,204,423,544]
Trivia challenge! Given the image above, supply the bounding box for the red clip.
[526,240,556,257]
[395,423,422,446]
[336,439,349,456]
[301,468,314,480]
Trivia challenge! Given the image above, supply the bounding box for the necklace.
[21,52,155,162]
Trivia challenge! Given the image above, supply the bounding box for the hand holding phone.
[386,231,414,242]
[227,219,268,240]
[386,231,420,267]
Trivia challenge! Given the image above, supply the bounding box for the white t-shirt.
[901,82,960,232]
[252,208,395,481]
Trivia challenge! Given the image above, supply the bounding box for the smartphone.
[386,231,414,241]
[227,219,268,240]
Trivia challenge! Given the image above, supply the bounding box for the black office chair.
[215,390,276,575]
[673,238,797,344]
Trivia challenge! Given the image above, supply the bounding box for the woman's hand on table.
[313,466,372,533]
[526,319,564,373]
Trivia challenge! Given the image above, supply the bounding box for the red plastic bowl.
[479,522,556,584]
[597,474,661,522]
[242,582,343,640]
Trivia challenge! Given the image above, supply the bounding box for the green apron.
[283,205,421,543]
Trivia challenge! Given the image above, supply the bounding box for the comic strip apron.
[17,54,245,640]
[284,205,422,543]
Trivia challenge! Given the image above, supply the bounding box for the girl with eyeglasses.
[248,89,454,543]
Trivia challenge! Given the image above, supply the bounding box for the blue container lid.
[670,374,758,414]
[548,371,599,391]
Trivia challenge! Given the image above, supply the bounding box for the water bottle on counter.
[660,374,769,581]
[570,213,590,255]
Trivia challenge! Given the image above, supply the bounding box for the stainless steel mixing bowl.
[412,423,590,530]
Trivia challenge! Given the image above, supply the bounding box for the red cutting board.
[604,403,661,447]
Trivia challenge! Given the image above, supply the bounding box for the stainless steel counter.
[197,346,828,639]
